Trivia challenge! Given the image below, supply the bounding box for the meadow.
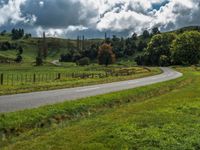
[0,62,160,95]
[1,67,200,149]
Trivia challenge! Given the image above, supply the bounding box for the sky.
[0,0,200,38]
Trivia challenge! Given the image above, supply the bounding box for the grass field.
[0,63,160,95]
[1,67,199,149]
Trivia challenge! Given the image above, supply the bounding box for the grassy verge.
[0,67,194,148]
[0,65,161,95]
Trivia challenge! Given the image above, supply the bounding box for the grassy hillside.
[1,67,199,149]
[0,34,103,62]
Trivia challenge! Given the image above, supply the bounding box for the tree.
[11,28,24,40]
[152,27,160,35]
[98,43,115,66]
[137,40,147,51]
[171,31,200,65]
[131,33,137,40]
[36,40,43,66]
[111,35,124,58]
[0,30,6,36]
[136,33,176,66]
[124,38,137,56]
[15,55,22,63]
[36,56,43,66]
[143,30,150,39]
[159,55,170,66]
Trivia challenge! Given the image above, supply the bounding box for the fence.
[0,68,150,86]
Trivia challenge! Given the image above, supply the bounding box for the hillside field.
[0,67,200,149]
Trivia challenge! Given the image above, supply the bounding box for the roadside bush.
[76,57,90,66]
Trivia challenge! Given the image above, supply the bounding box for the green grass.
[0,63,160,95]
[1,67,199,149]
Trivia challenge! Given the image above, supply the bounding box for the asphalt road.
[0,67,182,113]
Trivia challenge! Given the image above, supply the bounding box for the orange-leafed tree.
[98,43,116,66]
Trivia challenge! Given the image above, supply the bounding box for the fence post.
[33,74,36,83]
[0,73,3,85]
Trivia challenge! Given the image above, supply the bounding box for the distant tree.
[15,55,22,63]
[137,40,147,51]
[124,38,137,56]
[0,30,6,36]
[60,53,73,62]
[72,52,82,62]
[36,40,43,66]
[152,27,160,35]
[17,46,23,55]
[11,28,24,40]
[42,32,48,58]
[111,35,124,58]
[98,43,115,66]
[35,56,43,66]
[142,30,150,39]
[131,33,137,40]
[24,33,32,39]
[82,44,98,60]
[171,31,200,65]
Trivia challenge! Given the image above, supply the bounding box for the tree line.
[135,31,200,66]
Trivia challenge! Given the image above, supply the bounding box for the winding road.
[0,67,182,113]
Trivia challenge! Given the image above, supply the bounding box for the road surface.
[0,67,182,113]
[51,60,61,66]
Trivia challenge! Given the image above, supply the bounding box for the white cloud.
[0,0,36,26]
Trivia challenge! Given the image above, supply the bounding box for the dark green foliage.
[24,33,32,39]
[11,28,24,40]
[60,53,73,62]
[171,31,200,65]
[111,35,125,58]
[35,56,43,66]
[72,52,82,62]
[15,55,22,63]
[17,46,23,55]
[76,57,90,66]
[82,44,98,60]
[152,27,160,35]
[137,40,147,51]
[136,33,176,66]
[131,32,138,40]
[143,30,150,39]
[159,55,170,66]
[124,37,137,56]
[0,30,6,36]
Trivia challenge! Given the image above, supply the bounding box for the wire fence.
[0,68,150,86]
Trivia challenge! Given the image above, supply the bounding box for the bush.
[76,57,90,66]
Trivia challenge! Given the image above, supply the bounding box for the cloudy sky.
[0,0,200,38]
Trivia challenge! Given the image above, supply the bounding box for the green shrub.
[76,57,90,66]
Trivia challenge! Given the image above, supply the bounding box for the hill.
[0,26,199,64]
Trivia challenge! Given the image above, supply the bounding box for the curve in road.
[0,67,182,113]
